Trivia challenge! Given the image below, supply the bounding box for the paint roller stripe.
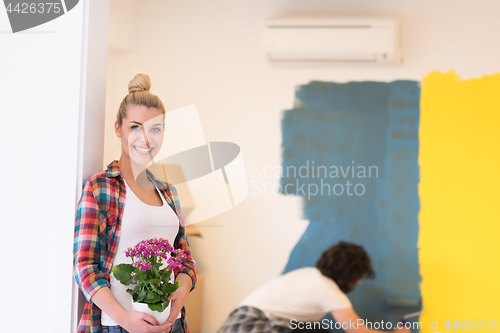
[402,311,422,320]
[386,297,421,308]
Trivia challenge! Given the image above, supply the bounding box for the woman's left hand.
[163,273,193,330]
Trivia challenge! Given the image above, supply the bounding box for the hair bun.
[128,73,151,94]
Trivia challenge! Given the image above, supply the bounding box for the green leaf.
[146,269,157,280]
[144,290,160,303]
[137,289,147,302]
[160,293,169,303]
[151,265,160,278]
[133,269,147,281]
[147,302,165,312]
[160,270,172,284]
[126,284,140,297]
[149,300,170,312]
[148,279,163,295]
[162,280,180,295]
[112,264,135,285]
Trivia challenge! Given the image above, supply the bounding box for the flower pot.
[130,301,171,325]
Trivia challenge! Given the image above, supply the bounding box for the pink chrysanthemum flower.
[125,238,185,273]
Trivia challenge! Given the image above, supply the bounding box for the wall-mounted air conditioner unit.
[263,16,402,65]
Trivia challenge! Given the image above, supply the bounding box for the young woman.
[217,241,411,333]
[73,73,196,333]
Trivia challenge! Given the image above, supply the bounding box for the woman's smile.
[132,145,154,154]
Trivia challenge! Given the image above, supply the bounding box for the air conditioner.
[263,16,402,65]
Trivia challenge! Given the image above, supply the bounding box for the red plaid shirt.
[73,160,197,332]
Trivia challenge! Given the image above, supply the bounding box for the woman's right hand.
[91,288,173,333]
[118,310,173,333]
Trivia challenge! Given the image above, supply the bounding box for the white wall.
[105,1,500,332]
[105,0,141,163]
[0,1,109,332]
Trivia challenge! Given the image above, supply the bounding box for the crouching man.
[217,241,411,333]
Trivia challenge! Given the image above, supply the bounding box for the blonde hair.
[116,73,166,127]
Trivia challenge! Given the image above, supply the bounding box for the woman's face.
[115,104,164,167]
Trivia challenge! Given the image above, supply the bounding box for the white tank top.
[102,178,181,325]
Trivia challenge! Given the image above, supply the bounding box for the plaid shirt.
[73,160,197,333]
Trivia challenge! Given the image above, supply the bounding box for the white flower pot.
[130,301,171,325]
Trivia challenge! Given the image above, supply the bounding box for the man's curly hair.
[316,241,375,293]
